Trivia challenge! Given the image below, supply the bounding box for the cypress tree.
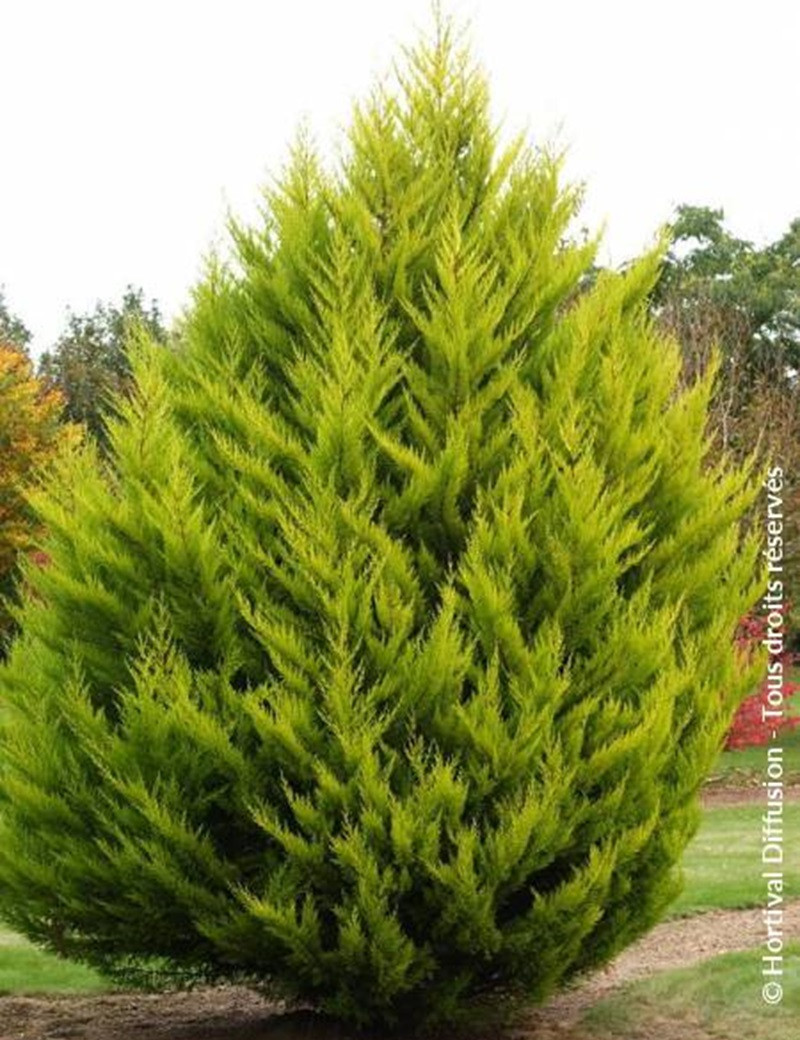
[0,20,761,1029]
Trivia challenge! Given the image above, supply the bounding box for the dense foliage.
[0,24,761,1028]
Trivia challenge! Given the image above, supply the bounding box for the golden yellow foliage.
[0,342,77,638]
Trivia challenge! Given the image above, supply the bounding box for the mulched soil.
[700,781,800,807]
[1,783,793,1040]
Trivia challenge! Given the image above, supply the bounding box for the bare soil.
[700,781,800,807]
[703,782,798,802]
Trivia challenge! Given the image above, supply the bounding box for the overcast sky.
[2,0,798,355]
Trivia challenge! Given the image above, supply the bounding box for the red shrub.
[725,611,800,750]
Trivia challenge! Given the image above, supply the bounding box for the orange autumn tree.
[0,342,74,646]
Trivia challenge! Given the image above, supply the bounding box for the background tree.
[0,288,31,353]
[0,21,760,1029]
[654,205,800,639]
[38,286,167,448]
[656,205,800,384]
[0,343,75,648]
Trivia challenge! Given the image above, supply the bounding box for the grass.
[581,943,800,1040]
[0,926,108,995]
[713,724,800,784]
[670,800,800,916]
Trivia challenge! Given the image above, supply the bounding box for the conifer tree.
[0,19,761,1029]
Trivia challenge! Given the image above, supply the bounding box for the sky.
[1,0,798,356]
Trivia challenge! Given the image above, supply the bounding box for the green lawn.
[0,926,108,995]
[581,943,800,1040]
[713,726,800,784]
[670,800,800,916]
